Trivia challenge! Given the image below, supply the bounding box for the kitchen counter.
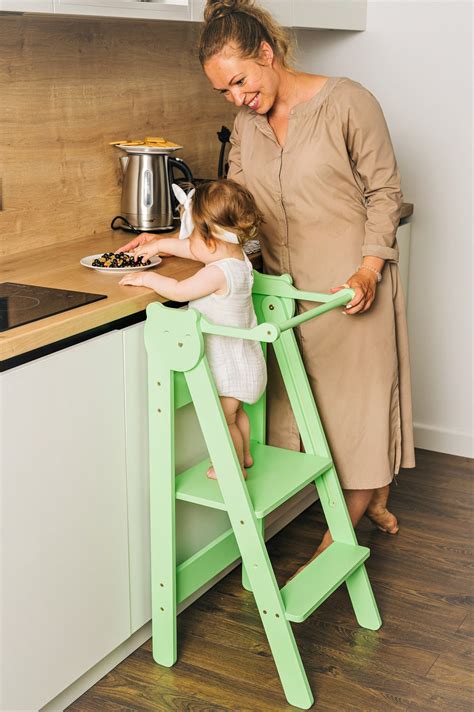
[0,201,413,363]
[0,230,238,362]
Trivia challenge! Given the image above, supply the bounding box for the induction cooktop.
[0,282,107,332]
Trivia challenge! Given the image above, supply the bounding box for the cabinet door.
[54,0,190,21]
[293,0,366,30]
[396,221,411,304]
[123,321,230,632]
[0,332,130,712]
[0,0,53,11]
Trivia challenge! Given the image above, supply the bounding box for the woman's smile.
[246,92,260,110]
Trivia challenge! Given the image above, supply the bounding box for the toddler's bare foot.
[244,454,254,468]
[207,466,247,480]
[366,506,399,534]
[286,531,333,583]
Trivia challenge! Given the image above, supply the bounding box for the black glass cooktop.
[0,282,107,332]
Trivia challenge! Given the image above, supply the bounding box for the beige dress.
[227,76,415,489]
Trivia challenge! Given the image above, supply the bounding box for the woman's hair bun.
[200,0,293,68]
[204,0,253,23]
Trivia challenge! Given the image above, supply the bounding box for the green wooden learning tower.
[144,271,382,709]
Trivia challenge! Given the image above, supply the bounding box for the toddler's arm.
[119,264,226,302]
[133,235,193,262]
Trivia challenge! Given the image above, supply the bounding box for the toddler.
[120,179,267,479]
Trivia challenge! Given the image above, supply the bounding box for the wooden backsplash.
[0,15,236,257]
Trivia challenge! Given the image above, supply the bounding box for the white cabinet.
[191,0,365,30]
[0,332,131,712]
[0,0,53,11]
[123,321,231,632]
[397,221,411,305]
[293,1,366,31]
[54,0,190,20]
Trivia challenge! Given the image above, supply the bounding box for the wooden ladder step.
[281,542,370,623]
[175,441,332,518]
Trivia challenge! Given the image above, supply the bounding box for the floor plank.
[67,449,474,711]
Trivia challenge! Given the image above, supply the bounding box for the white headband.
[172,183,239,244]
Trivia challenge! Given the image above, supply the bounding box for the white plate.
[80,254,162,274]
[114,144,183,155]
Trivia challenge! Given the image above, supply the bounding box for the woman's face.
[204,43,278,114]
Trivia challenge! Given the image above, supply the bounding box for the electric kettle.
[112,146,194,233]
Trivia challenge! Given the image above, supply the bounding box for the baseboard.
[414,422,474,458]
[40,487,318,712]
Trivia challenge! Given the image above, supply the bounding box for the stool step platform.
[281,542,370,623]
[175,440,332,519]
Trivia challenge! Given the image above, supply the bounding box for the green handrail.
[198,284,354,342]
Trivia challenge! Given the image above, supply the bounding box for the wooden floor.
[67,449,473,711]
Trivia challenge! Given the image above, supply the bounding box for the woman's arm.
[343,82,402,263]
[333,82,401,314]
[119,264,226,302]
[117,230,178,253]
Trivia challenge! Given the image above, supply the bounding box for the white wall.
[296,1,473,458]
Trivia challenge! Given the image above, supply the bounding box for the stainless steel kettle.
[114,150,194,233]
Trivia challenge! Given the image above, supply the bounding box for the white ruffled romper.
[188,255,267,404]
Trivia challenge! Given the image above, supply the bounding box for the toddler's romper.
[188,255,267,404]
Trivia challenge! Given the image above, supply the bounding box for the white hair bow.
[172,183,196,240]
[171,183,239,244]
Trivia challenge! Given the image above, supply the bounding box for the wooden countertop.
[1,202,414,362]
[0,230,202,362]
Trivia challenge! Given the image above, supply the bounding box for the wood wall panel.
[0,15,236,257]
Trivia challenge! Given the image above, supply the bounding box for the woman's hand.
[117,232,156,252]
[331,269,379,315]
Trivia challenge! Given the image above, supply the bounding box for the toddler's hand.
[132,241,161,262]
[119,272,150,288]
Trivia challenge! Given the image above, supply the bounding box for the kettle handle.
[168,157,194,212]
[168,156,194,184]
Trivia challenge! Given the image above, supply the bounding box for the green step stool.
[144,271,382,710]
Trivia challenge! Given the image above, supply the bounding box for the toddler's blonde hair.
[191,179,263,245]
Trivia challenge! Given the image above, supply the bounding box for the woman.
[199,0,415,563]
[122,0,415,566]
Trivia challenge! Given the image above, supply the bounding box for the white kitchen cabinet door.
[191,0,291,25]
[123,321,230,633]
[0,332,130,712]
[0,0,53,11]
[54,0,190,21]
[293,0,366,30]
[397,221,411,305]
[192,1,364,29]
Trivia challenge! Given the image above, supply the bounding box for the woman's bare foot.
[366,506,399,534]
[207,465,247,480]
[366,485,399,534]
[287,530,333,583]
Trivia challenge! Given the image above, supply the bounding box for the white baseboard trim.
[41,487,318,712]
[414,422,474,458]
